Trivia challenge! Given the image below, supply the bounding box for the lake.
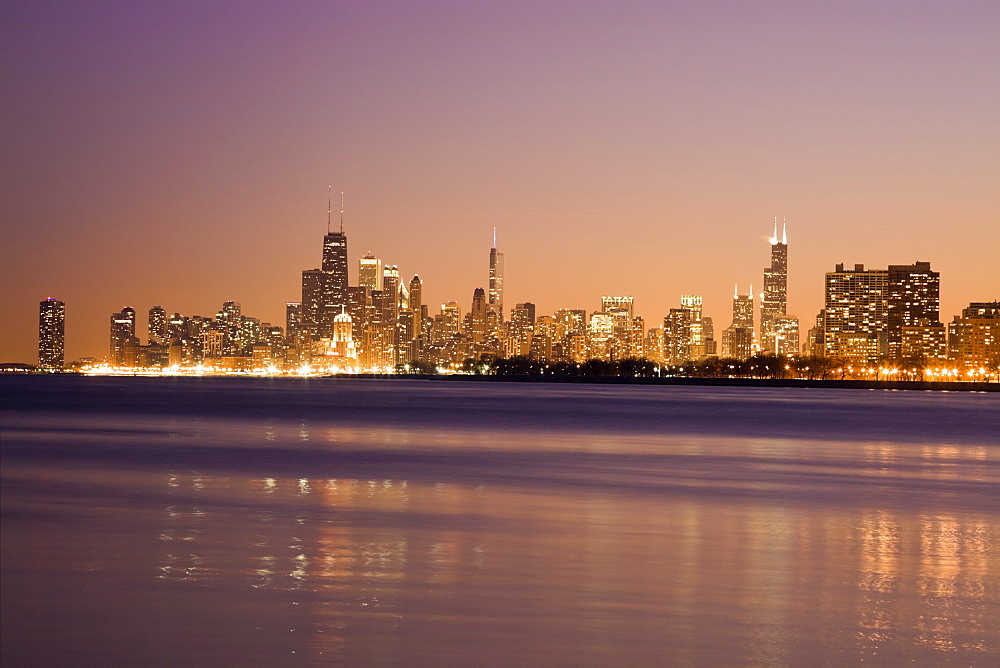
[2,376,998,665]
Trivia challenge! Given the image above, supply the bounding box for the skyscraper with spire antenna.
[302,189,349,339]
[488,228,504,325]
[760,217,788,353]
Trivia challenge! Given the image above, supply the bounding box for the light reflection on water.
[2,379,999,665]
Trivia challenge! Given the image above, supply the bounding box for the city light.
[28,225,999,381]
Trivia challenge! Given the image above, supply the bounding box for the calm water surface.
[2,376,998,665]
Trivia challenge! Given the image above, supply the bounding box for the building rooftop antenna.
[340,192,345,234]
[327,186,332,234]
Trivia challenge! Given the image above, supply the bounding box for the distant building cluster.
[36,214,999,378]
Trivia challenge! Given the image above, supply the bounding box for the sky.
[2,0,998,363]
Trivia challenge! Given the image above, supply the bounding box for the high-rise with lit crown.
[760,219,788,353]
[359,253,382,294]
[38,298,65,369]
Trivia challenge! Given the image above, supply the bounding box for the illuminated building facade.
[760,220,788,353]
[663,308,692,364]
[359,254,382,294]
[887,261,943,360]
[148,306,166,344]
[948,302,999,368]
[823,263,889,364]
[601,296,634,319]
[588,312,615,360]
[489,230,504,323]
[38,298,65,369]
[824,261,944,364]
[721,287,754,360]
[469,287,488,343]
[109,307,136,366]
[772,314,800,356]
[680,295,704,358]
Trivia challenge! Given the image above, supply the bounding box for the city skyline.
[8,206,1000,367]
[22,219,1000,374]
[2,2,999,363]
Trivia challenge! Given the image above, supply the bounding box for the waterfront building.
[109,307,136,366]
[824,260,943,364]
[887,261,943,360]
[948,301,999,368]
[823,263,889,364]
[38,298,65,369]
[148,306,166,345]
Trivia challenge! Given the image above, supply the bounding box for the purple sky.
[2,1,998,363]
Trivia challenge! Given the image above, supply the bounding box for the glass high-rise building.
[359,253,382,294]
[489,230,504,321]
[823,263,889,364]
[760,220,788,353]
[110,307,136,366]
[148,306,166,345]
[38,298,65,369]
[886,261,941,360]
[824,261,943,364]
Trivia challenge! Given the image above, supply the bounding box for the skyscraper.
[301,191,350,341]
[663,308,693,364]
[760,219,788,353]
[823,263,889,363]
[887,261,942,360]
[601,296,634,319]
[322,191,349,301]
[470,287,488,342]
[359,253,382,294]
[722,286,754,360]
[148,306,166,345]
[488,229,504,321]
[301,268,325,339]
[38,298,65,369]
[680,295,704,357]
[824,260,943,364]
[110,307,136,366]
[948,302,999,368]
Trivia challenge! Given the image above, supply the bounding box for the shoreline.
[353,374,999,392]
[2,372,996,392]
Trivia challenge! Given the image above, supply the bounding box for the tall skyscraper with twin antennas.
[302,189,349,339]
[322,190,349,309]
[760,218,788,353]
